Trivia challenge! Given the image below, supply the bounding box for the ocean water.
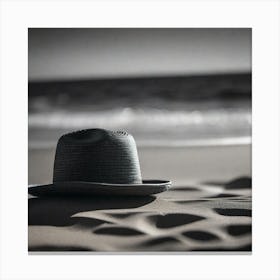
[28,74,251,148]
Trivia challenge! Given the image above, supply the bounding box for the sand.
[29,144,251,184]
[28,144,251,252]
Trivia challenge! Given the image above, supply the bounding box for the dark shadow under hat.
[28,129,171,196]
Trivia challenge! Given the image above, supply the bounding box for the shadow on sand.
[203,176,252,189]
[29,195,155,226]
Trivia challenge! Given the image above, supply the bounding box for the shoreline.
[28,136,251,150]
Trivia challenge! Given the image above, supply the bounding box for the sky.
[28,28,251,81]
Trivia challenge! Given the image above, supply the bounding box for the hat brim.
[28,180,171,197]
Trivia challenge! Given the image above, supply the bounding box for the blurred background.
[28,28,251,184]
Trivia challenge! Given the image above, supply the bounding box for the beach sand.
[28,144,251,252]
[29,144,251,185]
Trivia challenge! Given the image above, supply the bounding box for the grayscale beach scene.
[28,28,251,252]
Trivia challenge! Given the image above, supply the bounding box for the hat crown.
[53,129,142,184]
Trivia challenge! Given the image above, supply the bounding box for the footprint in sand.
[214,208,251,217]
[226,224,252,236]
[140,236,181,247]
[146,213,205,229]
[224,177,252,189]
[206,194,240,198]
[107,212,144,219]
[93,226,144,236]
[173,200,207,204]
[71,217,111,229]
[182,230,219,241]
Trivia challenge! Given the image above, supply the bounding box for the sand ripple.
[29,176,252,252]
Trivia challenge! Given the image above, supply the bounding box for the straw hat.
[28,128,171,196]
